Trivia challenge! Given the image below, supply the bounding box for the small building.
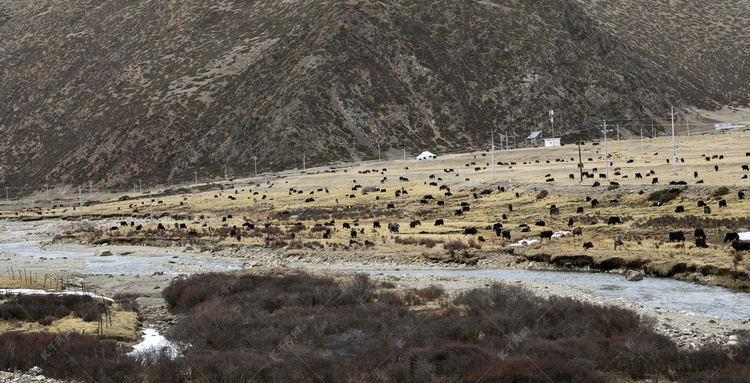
[544,138,561,147]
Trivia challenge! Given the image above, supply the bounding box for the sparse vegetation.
[648,188,684,204]
[712,186,730,197]
[5,271,746,382]
[0,294,105,324]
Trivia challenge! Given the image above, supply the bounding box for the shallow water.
[366,269,750,320]
[0,241,242,275]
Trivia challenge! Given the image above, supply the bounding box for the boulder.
[95,250,113,257]
[625,269,643,281]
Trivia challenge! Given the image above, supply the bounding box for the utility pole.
[549,110,554,139]
[403,148,407,176]
[4,187,7,203]
[641,127,644,155]
[687,118,690,136]
[253,157,258,178]
[149,189,153,223]
[577,138,583,182]
[506,132,509,150]
[133,183,136,194]
[602,120,612,181]
[652,121,655,138]
[264,173,269,202]
[138,179,142,194]
[378,143,381,162]
[617,124,620,140]
[46,185,49,201]
[89,181,92,199]
[194,171,198,185]
[669,106,677,174]
[303,153,306,171]
[224,163,228,180]
[78,187,83,221]
[491,130,495,181]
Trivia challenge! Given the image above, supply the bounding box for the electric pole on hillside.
[194,171,198,185]
[264,173,269,202]
[78,187,83,222]
[641,127,644,155]
[617,124,620,140]
[46,184,50,201]
[303,153,306,171]
[4,187,8,203]
[577,138,583,182]
[378,143,381,162]
[138,179,142,194]
[224,163,228,180]
[669,106,677,174]
[89,181,92,199]
[491,130,495,181]
[549,110,554,139]
[687,118,690,136]
[602,120,612,181]
[253,157,258,178]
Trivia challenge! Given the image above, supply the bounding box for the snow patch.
[127,328,187,361]
[0,289,114,302]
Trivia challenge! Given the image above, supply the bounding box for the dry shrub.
[712,186,730,197]
[0,294,105,324]
[735,252,744,269]
[444,240,469,255]
[265,238,288,248]
[396,237,443,248]
[647,188,684,204]
[395,236,417,245]
[10,271,749,382]
[467,239,482,249]
[376,291,404,306]
[415,285,445,301]
[418,238,443,248]
[310,225,328,233]
[286,223,307,233]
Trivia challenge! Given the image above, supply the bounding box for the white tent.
[416,151,437,160]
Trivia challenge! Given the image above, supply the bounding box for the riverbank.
[1,219,749,352]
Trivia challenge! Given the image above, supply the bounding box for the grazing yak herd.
[319,153,750,253]
[290,166,750,253]
[101,150,750,257]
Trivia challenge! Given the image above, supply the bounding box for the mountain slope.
[0,0,747,191]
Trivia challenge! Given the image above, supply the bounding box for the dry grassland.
[19,131,750,287]
[0,307,139,342]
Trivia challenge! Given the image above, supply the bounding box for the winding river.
[2,229,749,320]
[365,269,750,320]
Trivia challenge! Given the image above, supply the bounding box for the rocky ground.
[0,369,67,383]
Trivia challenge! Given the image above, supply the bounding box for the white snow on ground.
[510,239,538,247]
[127,328,186,361]
[509,231,571,247]
[0,289,114,302]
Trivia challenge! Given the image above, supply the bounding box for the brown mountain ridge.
[0,0,748,191]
